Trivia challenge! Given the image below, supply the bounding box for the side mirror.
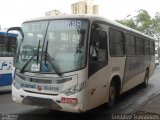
[5,27,24,51]
[6,27,24,40]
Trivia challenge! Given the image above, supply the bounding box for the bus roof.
[0,31,18,37]
[24,14,154,40]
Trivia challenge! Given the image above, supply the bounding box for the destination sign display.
[48,20,82,31]
[22,20,88,32]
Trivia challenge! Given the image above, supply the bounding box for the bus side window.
[109,28,125,56]
[89,23,107,76]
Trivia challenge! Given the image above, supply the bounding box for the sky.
[0,0,160,29]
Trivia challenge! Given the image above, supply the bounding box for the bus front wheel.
[107,82,116,108]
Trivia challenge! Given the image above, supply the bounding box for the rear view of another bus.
[0,31,17,92]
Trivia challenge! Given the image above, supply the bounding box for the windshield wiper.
[37,40,41,65]
[20,41,41,73]
[44,40,63,76]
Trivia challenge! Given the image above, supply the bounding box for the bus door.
[87,23,108,109]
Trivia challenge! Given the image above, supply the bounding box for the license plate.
[61,97,77,104]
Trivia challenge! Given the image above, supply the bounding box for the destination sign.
[48,20,82,31]
[31,23,47,32]
[23,20,88,32]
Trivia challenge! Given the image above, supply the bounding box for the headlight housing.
[13,81,21,90]
[62,82,86,96]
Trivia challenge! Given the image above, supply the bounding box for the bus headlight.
[13,80,21,90]
[62,82,86,96]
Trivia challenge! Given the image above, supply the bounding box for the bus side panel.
[122,56,145,92]
[0,73,12,86]
[87,66,108,110]
[87,57,125,110]
[0,57,13,87]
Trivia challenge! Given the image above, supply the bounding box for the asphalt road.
[0,68,160,120]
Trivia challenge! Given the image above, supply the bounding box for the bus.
[0,31,17,91]
[7,15,155,113]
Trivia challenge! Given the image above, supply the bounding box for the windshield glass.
[14,21,49,72]
[14,19,89,73]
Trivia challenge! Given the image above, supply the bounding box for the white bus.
[7,15,155,113]
[0,31,17,91]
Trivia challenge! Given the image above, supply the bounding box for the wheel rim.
[109,86,116,101]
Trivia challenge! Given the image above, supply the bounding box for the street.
[0,68,160,120]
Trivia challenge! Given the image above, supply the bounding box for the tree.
[152,12,160,39]
[116,9,160,57]
[116,18,137,30]
[116,9,154,37]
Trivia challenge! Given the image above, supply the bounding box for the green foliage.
[116,19,137,29]
[116,9,160,57]
[116,9,160,38]
[135,10,152,35]
[153,12,160,38]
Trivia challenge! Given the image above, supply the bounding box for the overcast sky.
[0,0,160,29]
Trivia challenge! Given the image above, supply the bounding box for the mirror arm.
[6,27,24,40]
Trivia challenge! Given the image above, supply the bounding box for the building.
[71,0,98,15]
[93,5,98,14]
[45,10,67,16]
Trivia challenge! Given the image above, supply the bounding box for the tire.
[143,70,149,88]
[107,82,116,108]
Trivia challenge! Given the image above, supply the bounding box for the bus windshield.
[14,19,89,74]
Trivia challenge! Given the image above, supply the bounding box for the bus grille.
[24,90,59,96]
[22,96,62,109]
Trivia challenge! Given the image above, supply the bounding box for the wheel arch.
[109,74,122,97]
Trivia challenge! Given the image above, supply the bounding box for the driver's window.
[89,23,108,76]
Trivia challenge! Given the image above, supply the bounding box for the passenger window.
[136,37,144,55]
[145,40,150,55]
[126,34,136,56]
[150,42,155,55]
[109,28,125,56]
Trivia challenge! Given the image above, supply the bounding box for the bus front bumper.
[12,84,84,113]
